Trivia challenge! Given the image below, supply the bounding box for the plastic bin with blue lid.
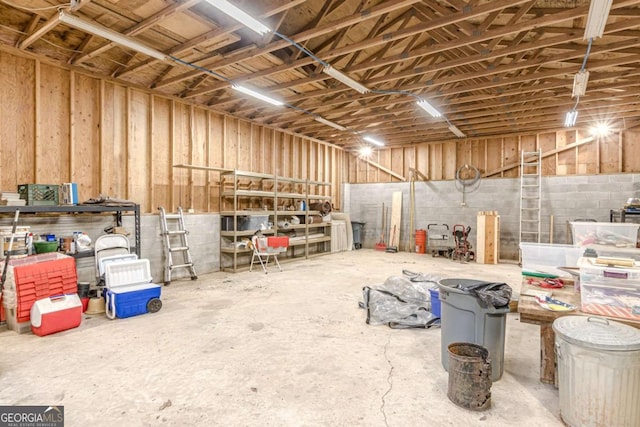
[437,278,511,381]
[103,259,162,319]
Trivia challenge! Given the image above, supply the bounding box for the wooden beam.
[17,13,61,50]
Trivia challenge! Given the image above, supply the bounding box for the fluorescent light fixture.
[584,0,613,40]
[564,110,578,127]
[323,65,369,94]
[314,116,347,131]
[448,125,465,138]
[572,70,590,98]
[417,99,442,118]
[232,84,283,106]
[205,0,271,35]
[58,11,167,61]
[363,136,384,147]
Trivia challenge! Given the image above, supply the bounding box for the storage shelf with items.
[219,170,332,272]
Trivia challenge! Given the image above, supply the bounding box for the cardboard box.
[30,294,82,336]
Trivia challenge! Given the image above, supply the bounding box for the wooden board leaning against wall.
[347,129,640,183]
[0,48,341,214]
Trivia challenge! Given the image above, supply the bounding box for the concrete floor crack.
[380,334,393,427]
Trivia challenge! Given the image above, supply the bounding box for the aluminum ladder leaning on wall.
[158,206,198,286]
[519,149,542,245]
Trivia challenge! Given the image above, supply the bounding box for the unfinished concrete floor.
[0,250,562,426]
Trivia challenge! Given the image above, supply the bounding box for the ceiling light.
[205,0,271,35]
[359,146,373,157]
[572,70,589,98]
[232,85,283,106]
[58,11,167,61]
[417,100,442,118]
[363,136,384,147]
[564,110,578,127]
[584,0,613,40]
[448,125,465,138]
[314,116,347,131]
[323,66,369,94]
[591,122,610,136]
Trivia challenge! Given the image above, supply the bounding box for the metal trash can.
[553,316,640,427]
[351,221,365,249]
[438,278,510,381]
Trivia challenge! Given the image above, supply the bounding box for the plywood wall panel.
[152,96,172,211]
[404,147,415,179]
[0,52,35,188]
[72,73,100,201]
[539,132,556,176]
[502,137,519,178]
[38,65,70,183]
[486,138,502,176]
[391,148,404,181]
[128,90,151,210]
[172,103,191,209]
[101,83,128,198]
[430,144,443,180]
[224,116,239,170]
[237,120,251,172]
[442,142,457,179]
[191,107,208,211]
[622,130,640,172]
[416,145,429,178]
[600,132,621,174]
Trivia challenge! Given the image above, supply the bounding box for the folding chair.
[249,235,289,273]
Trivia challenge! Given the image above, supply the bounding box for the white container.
[570,222,639,247]
[553,316,640,427]
[519,243,584,277]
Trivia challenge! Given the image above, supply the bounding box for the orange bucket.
[415,229,427,254]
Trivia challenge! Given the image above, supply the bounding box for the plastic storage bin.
[579,258,640,321]
[437,278,510,381]
[570,221,639,247]
[553,316,640,427]
[519,242,584,278]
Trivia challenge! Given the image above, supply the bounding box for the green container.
[33,241,59,254]
[17,184,59,206]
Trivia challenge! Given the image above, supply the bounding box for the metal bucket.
[447,342,492,411]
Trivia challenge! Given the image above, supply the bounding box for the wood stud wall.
[2,49,639,210]
[0,49,341,214]
[348,129,640,182]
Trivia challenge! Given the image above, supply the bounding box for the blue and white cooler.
[103,259,162,319]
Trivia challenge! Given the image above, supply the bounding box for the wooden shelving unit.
[219,170,332,272]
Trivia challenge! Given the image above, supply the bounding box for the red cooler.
[30,294,82,337]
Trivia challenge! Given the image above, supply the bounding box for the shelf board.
[220,230,275,237]
[308,236,331,244]
[222,190,275,198]
[220,210,275,216]
[220,246,252,254]
[307,222,331,228]
[308,195,332,201]
[276,192,306,199]
[221,170,274,180]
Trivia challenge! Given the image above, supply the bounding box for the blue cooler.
[104,259,162,319]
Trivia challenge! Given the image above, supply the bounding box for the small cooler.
[104,259,162,319]
[30,294,82,336]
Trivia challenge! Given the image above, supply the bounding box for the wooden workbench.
[518,279,640,385]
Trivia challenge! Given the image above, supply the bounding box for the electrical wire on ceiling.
[564,38,593,127]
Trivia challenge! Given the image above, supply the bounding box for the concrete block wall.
[0,212,221,285]
[344,173,640,260]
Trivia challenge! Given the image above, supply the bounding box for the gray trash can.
[437,278,510,381]
[351,221,365,249]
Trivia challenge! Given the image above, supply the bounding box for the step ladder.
[158,206,197,285]
[519,149,542,244]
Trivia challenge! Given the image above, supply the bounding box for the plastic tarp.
[359,273,441,329]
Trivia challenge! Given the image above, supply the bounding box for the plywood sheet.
[237,119,251,172]
[539,132,556,176]
[128,90,150,210]
[486,138,502,176]
[152,96,172,210]
[38,65,70,183]
[72,73,100,202]
[389,191,402,248]
[502,137,519,178]
[476,212,499,264]
[622,130,640,172]
[600,131,621,174]
[430,144,443,180]
[0,52,35,188]
[101,82,128,198]
[191,107,208,211]
[442,142,457,180]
